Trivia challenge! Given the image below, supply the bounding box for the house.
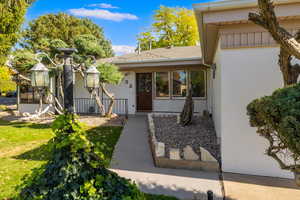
[193,0,300,179]
[17,0,299,181]
[95,46,209,115]
[18,46,208,116]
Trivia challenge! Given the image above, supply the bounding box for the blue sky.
[26,0,211,55]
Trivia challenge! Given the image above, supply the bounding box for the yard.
[0,118,178,200]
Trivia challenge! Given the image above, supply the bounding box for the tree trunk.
[180,89,194,126]
[100,83,115,118]
[249,0,300,86]
[93,90,105,116]
[278,49,300,87]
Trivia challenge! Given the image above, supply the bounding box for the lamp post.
[29,48,101,115]
[57,48,77,114]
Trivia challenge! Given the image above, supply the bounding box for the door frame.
[136,72,153,112]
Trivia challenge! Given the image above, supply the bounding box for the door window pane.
[172,71,187,97]
[190,70,205,97]
[156,72,169,97]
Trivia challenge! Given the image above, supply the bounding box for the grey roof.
[97,46,202,64]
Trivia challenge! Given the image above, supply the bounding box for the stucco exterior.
[218,46,293,179]
[194,0,298,179]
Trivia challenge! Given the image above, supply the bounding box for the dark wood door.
[136,73,152,111]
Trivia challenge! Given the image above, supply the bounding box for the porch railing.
[74,98,128,118]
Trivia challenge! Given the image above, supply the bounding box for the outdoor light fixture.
[30,62,50,88]
[85,65,100,91]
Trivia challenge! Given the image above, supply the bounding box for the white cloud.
[88,3,119,9]
[112,45,135,55]
[69,8,138,22]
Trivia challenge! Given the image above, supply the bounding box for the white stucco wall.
[219,47,293,179]
[73,73,90,99]
[153,99,207,113]
[105,72,136,114]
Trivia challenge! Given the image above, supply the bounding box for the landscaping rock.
[155,142,165,157]
[153,116,221,162]
[169,148,181,160]
[200,147,217,162]
[183,145,199,160]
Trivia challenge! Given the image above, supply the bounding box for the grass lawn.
[0,119,178,200]
[0,119,122,199]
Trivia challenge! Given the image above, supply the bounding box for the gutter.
[193,0,298,12]
[111,56,202,65]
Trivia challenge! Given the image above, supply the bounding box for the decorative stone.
[169,148,181,160]
[155,142,165,157]
[183,145,199,160]
[177,115,180,124]
[200,147,217,162]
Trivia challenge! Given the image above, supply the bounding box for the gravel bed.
[153,116,221,162]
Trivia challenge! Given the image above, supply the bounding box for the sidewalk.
[223,172,300,200]
[110,116,223,200]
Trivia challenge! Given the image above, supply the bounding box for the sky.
[26,0,211,55]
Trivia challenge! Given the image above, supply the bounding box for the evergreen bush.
[17,114,145,200]
[247,83,300,172]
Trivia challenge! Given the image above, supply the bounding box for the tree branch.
[249,0,300,59]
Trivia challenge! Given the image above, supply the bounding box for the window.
[155,72,169,97]
[190,70,206,97]
[172,71,187,97]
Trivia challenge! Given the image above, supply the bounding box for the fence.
[74,98,128,118]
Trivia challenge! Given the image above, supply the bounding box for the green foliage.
[247,83,300,171]
[18,114,145,200]
[96,63,124,85]
[22,13,114,58]
[11,49,37,74]
[137,6,199,51]
[0,0,31,66]
[0,0,32,88]
[0,66,16,92]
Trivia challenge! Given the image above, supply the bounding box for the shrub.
[17,114,146,200]
[247,83,300,172]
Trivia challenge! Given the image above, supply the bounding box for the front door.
[136,73,152,112]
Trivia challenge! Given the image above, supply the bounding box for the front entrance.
[136,73,152,112]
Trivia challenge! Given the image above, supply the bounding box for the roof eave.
[111,57,202,65]
[193,0,297,12]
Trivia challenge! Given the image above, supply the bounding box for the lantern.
[30,62,50,88]
[84,65,100,90]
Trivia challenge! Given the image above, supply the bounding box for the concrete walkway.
[110,116,223,200]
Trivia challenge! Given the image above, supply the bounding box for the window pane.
[191,71,205,97]
[156,72,169,97]
[172,71,187,97]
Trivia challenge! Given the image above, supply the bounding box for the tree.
[10,13,117,119]
[96,63,123,117]
[22,13,114,58]
[247,0,300,184]
[137,6,199,51]
[0,0,33,89]
[248,0,300,87]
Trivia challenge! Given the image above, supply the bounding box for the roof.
[97,46,202,65]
